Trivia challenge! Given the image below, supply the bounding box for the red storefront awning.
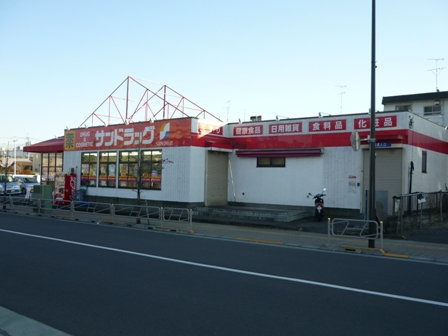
[236,148,323,157]
[23,137,64,153]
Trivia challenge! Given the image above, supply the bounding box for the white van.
[13,175,40,194]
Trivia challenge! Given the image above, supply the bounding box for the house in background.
[382,91,448,126]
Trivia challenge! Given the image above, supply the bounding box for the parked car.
[13,175,40,194]
[0,175,21,195]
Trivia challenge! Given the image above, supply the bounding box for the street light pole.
[13,137,17,176]
[368,0,377,248]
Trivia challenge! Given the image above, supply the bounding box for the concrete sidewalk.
[154,220,448,264]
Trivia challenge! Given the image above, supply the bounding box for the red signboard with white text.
[269,122,302,134]
[198,121,224,136]
[64,119,192,151]
[233,125,264,136]
[354,116,397,130]
[308,120,347,132]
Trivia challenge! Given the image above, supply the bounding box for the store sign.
[308,119,347,132]
[376,142,392,148]
[269,122,302,134]
[198,122,224,136]
[233,125,263,136]
[64,119,192,151]
[354,116,397,130]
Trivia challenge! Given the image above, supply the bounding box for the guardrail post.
[440,190,443,226]
[111,204,115,217]
[70,201,75,219]
[145,203,150,226]
[327,218,331,244]
[380,221,383,250]
[189,209,193,231]
[161,207,164,223]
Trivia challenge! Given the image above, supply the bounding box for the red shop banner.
[309,119,347,132]
[64,119,192,151]
[198,121,224,136]
[233,125,264,136]
[269,122,302,134]
[354,116,397,130]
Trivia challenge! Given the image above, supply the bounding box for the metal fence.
[328,218,383,249]
[391,191,448,234]
[3,196,192,231]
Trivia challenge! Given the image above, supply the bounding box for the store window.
[257,157,285,167]
[118,150,162,190]
[141,150,162,190]
[118,151,139,188]
[99,152,117,187]
[81,152,98,186]
[40,152,64,185]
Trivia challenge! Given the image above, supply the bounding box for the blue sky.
[1,0,447,147]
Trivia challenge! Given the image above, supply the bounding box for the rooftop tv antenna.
[224,100,230,122]
[336,85,346,113]
[427,58,445,91]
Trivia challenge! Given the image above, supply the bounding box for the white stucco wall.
[161,147,206,202]
[228,146,362,209]
[402,113,448,193]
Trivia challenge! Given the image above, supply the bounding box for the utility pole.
[368,0,377,248]
[427,58,445,91]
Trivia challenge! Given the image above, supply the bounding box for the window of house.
[423,105,442,115]
[395,105,411,111]
[81,152,98,186]
[257,157,285,167]
[99,152,117,187]
[422,151,427,173]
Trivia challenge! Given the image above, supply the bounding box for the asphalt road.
[1,213,448,335]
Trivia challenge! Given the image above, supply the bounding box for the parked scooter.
[307,188,326,221]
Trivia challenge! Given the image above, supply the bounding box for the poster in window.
[109,164,116,177]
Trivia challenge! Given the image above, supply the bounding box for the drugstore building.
[58,110,448,216]
[24,89,448,216]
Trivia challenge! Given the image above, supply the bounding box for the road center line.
[2,228,448,308]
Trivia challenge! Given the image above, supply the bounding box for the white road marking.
[2,228,448,308]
